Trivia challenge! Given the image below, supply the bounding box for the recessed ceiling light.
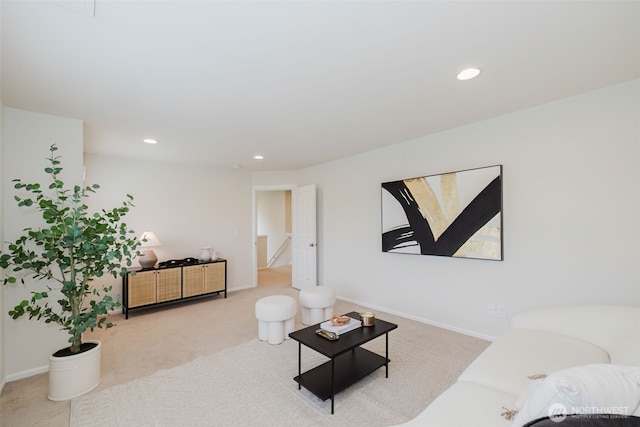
[457,68,481,81]
[253,155,264,160]
[143,138,158,144]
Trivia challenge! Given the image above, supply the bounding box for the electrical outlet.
[487,304,495,315]
[497,305,508,318]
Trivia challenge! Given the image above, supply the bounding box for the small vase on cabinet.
[199,247,212,262]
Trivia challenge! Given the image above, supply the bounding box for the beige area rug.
[71,326,486,427]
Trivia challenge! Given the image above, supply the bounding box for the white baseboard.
[229,284,256,292]
[0,376,6,396]
[5,364,48,383]
[336,295,497,342]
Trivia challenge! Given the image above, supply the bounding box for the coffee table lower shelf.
[294,347,389,401]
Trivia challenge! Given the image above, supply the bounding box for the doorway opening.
[254,186,294,288]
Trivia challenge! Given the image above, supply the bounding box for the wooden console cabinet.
[127,268,182,308]
[123,259,226,318]
[182,262,225,297]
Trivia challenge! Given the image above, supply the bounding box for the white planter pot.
[48,340,102,401]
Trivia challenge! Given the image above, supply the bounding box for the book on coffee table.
[319,318,362,335]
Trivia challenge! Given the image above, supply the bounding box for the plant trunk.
[69,291,82,353]
[70,333,82,353]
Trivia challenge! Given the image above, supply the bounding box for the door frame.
[252,184,297,287]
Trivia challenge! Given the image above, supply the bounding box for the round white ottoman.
[299,286,336,325]
[255,295,297,345]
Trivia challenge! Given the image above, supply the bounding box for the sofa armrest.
[510,305,640,365]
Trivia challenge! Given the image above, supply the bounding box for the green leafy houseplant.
[0,145,140,354]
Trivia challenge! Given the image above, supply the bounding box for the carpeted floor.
[257,265,292,287]
[72,339,399,426]
[1,269,489,426]
[71,329,484,427]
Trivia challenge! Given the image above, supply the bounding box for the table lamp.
[138,231,161,269]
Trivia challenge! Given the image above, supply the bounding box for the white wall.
[2,108,84,379]
[257,191,291,267]
[3,79,638,380]
[0,101,4,392]
[82,153,255,299]
[0,0,5,388]
[256,79,640,340]
[2,119,254,380]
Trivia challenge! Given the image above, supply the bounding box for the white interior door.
[292,184,317,289]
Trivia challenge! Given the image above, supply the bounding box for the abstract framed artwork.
[381,165,503,260]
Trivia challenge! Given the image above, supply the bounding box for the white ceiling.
[2,1,639,171]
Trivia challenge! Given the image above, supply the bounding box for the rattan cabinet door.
[204,262,225,293]
[128,271,157,307]
[156,268,182,302]
[182,264,204,297]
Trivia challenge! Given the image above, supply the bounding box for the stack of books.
[319,317,362,335]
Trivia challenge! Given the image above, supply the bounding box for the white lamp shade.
[139,231,161,248]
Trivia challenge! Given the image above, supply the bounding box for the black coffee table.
[288,311,398,414]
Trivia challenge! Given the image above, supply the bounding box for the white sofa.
[396,305,640,427]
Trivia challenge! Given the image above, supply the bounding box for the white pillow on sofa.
[511,364,640,427]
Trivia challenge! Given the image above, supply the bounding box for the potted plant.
[0,144,141,400]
